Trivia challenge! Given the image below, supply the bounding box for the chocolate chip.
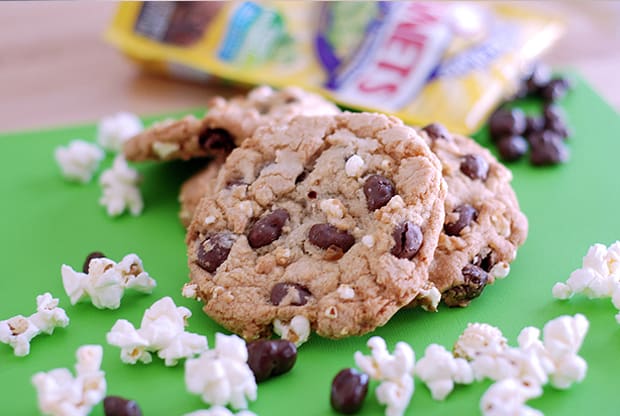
[270,283,311,306]
[497,135,529,162]
[489,108,526,140]
[196,233,235,273]
[460,154,489,180]
[444,205,478,236]
[543,104,569,139]
[391,221,423,259]
[247,339,297,382]
[524,64,552,95]
[541,77,571,102]
[331,368,369,414]
[529,131,569,166]
[421,123,450,140]
[307,190,317,199]
[524,116,544,137]
[198,128,235,154]
[363,175,395,211]
[82,251,105,273]
[443,264,489,307]
[103,396,142,416]
[308,224,355,253]
[248,209,289,249]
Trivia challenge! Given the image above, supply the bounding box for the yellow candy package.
[106,1,563,134]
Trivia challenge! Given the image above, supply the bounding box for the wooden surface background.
[1,1,619,133]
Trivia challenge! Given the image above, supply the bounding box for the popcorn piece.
[542,313,589,389]
[345,155,365,177]
[354,337,415,416]
[552,242,620,300]
[415,344,474,400]
[97,111,143,152]
[107,297,207,366]
[54,140,104,183]
[182,283,199,299]
[337,284,355,300]
[453,322,508,360]
[416,283,441,312]
[152,141,180,159]
[185,407,257,416]
[320,198,346,220]
[185,333,257,409]
[480,378,543,416]
[375,375,414,416]
[273,315,310,347]
[0,293,69,356]
[61,253,156,309]
[489,261,510,279]
[99,155,143,216]
[361,235,375,248]
[32,345,106,416]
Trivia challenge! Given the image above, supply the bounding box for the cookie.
[186,113,447,340]
[416,123,528,307]
[123,86,341,162]
[178,160,223,228]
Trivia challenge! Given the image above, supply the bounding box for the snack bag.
[106,1,563,134]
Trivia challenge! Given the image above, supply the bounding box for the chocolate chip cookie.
[186,113,447,340]
[416,123,528,307]
[123,86,340,161]
[178,160,222,228]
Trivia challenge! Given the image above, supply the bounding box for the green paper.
[0,77,619,415]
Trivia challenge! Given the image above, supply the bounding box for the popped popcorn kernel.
[107,297,207,366]
[99,155,143,217]
[415,343,473,400]
[345,154,366,177]
[32,345,106,416]
[0,293,69,356]
[480,378,543,416]
[54,140,104,183]
[61,253,156,309]
[453,322,507,360]
[320,198,346,220]
[354,336,415,416]
[273,315,310,347]
[185,407,257,416]
[185,333,257,410]
[97,112,143,152]
[182,283,199,299]
[361,235,375,248]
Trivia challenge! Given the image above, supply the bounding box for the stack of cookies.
[123,86,528,341]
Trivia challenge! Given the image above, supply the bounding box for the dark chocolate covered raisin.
[443,264,489,307]
[460,154,489,180]
[363,175,395,211]
[103,396,142,416]
[248,209,289,248]
[421,123,450,140]
[198,128,235,154]
[247,339,297,382]
[270,283,311,306]
[331,368,369,414]
[444,204,478,236]
[391,222,423,259]
[308,224,355,253]
[196,233,235,273]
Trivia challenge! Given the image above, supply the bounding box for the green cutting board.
[1,77,619,415]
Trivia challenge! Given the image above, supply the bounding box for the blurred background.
[1,1,618,133]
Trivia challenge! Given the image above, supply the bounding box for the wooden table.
[1,1,619,133]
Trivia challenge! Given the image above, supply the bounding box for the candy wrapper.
[105,1,563,134]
